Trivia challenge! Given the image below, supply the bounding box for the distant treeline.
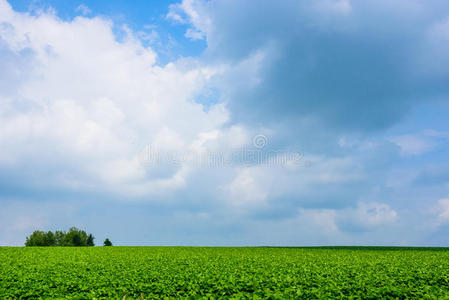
[25,227,95,247]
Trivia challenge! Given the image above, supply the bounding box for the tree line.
[25,227,112,247]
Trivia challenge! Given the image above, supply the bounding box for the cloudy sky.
[1,0,449,246]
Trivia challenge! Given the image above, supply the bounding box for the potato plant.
[1,246,449,299]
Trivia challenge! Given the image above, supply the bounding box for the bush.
[103,238,112,246]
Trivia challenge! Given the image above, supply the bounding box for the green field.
[1,247,449,299]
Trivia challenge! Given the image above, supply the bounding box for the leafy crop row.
[1,247,449,299]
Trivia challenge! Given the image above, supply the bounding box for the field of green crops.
[1,246,449,299]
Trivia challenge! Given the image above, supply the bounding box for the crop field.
[1,247,449,299]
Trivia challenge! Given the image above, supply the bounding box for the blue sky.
[1,0,449,246]
[8,0,206,63]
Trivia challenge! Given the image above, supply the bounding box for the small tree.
[87,234,95,246]
[103,238,112,246]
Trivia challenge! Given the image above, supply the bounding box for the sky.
[1,0,449,246]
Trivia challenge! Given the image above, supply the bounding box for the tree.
[44,231,56,246]
[54,230,66,246]
[25,228,95,247]
[64,227,88,246]
[25,230,46,246]
[103,238,112,246]
[25,231,56,246]
[87,234,95,246]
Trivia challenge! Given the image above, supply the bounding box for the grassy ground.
[1,246,449,299]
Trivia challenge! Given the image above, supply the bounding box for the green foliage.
[25,228,94,247]
[54,230,65,246]
[103,238,112,246]
[87,234,95,247]
[1,247,449,299]
[25,230,56,247]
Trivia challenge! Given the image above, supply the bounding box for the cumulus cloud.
[0,0,235,200]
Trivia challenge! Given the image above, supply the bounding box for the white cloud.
[313,0,352,16]
[336,202,398,231]
[298,208,339,234]
[352,202,398,227]
[137,29,159,43]
[166,4,187,24]
[435,198,449,222]
[390,134,438,156]
[226,167,269,211]
[75,4,91,16]
[295,202,398,235]
[389,130,449,156]
[0,0,228,198]
[185,28,204,40]
[167,0,211,38]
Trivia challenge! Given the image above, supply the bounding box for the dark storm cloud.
[175,0,449,131]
